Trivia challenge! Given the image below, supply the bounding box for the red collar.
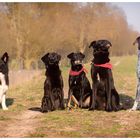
[94,62,112,69]
[69,67,88,76]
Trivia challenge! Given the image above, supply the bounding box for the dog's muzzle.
[74,60,83,65]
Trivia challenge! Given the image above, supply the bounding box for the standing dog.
[130,36,140,111]
[89,40,120,111]
[0,52,9,110]
[67,52,92,109]
[41,52,65,113]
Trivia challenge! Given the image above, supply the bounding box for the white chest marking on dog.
[0,72,8,110]
[0,73,8,92]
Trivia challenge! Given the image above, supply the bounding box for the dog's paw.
[106,104,112,112]
[129,108,137,112]
[112,104,121,112]
[79,104,82,108]
[89,106,95,111]
[113,106,119,112]
[61,105,65,110]
[74,104,79,109]
[3,108,8,111]
[67,107,72,111]
[41,108,48,113]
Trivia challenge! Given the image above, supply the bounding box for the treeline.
[0,3,138,69]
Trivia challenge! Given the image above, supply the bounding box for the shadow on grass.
[7,98,14,107]
[119,93,134,109]
[28,99,68,113]
[0,98,14,109]
[28,107,42,112]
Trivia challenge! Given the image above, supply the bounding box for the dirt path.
[0,70,43,138]
[0,109,42,137]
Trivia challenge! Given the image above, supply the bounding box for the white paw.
[3,107,8,110]
[129,108,136,112]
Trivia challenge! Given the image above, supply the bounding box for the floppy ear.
[67,52,74,59]
[89,41,96,48]
[41,53,49,64]
[1,52,9,64]
[79,52,85,59]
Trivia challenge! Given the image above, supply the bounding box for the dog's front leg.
[71,95,79,108]
[49,89,55,111]
[89,81,97,110]
[59,76,65,110]
[79,75,85,108]
[60,90,65,110]
[89,87,96,110]
[2,94,8,110]
[89,66,97,111]
[105,70,112,112]
[79,88,83,108]
[67,89,72,109]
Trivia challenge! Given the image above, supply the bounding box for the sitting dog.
[0,52,9,110]
[41,52,65,112]
[67,52,92,109]
[89,40,120,111]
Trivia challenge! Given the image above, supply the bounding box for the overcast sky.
[112,2,140,33]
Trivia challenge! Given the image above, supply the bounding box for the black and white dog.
[0,52,9,110]
[41,52,65,113]
[130,36,140,111]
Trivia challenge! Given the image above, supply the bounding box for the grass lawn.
[1,55,140,138]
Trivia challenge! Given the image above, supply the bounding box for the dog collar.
[69,67,88,76]
[94,62,112,69]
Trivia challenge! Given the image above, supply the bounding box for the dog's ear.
[133,36,140,46]
[133,39,137,46]
[41,53,49,64]
[1,52,9,64]
[89,41,96,48]
[79,52,85,59]
[67,53,74,59]
[106,40,112,48]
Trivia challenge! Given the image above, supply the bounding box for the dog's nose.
[106,44,112,48]
[74,60,83,65]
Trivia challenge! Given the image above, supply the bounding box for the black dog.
[89,40,120,111]
[0,52,9,110]
[67,52,92,109]
[41,52,65,112]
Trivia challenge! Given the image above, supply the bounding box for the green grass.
[1,55,140,138]
[0,116,11,121]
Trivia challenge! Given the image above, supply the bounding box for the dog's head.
[41,52,61,67]
[89,40,112,54]
[133,36,140,49]
[89,40,111,64]
[67,52,85,66]
[0,52,9,74]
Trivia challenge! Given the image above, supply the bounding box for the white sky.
[112,2,140,33]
